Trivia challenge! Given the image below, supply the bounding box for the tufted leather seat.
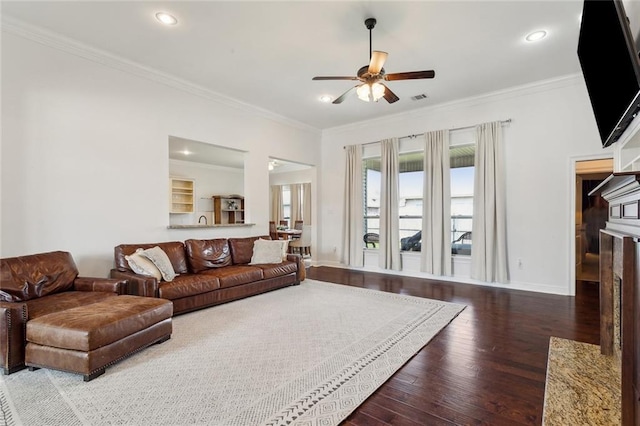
[25,295,172,381]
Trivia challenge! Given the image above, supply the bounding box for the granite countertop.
[543,336,621,425]
[167,223,255,229]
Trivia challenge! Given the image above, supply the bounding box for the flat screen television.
[577,0,640,147]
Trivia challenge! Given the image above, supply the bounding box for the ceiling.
[3,1,588,130]
[169,136,310,173]
[169,136,246,168]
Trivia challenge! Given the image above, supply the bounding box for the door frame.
[568,154,613,296]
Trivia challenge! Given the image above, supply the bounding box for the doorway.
[574,158,613,287]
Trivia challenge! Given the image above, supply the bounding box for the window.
[362,142,475,255]
[450,144,475,255]
[279,184,308,228]
[363,152,424,251]
[363,160,380,243]
[282,186,291,227]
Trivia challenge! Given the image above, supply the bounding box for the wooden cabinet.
[213,195,244,224]
[169,178,195,214]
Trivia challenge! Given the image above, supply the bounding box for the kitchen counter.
[167,223,255,229]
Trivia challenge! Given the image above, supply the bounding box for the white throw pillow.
[140,246,177,282]
[250,239,285,265]
[125,249,162,281]
[261,238,289,261]
[279,239,289,260]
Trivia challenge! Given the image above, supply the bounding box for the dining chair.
[269,221,279,240]
[288,225,311,257]
[291,220,304,239]
[279,220,288,228]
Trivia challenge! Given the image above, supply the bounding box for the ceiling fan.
[312,18,435,104]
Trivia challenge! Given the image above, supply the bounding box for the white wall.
[1,25,620,295]
[317,76,614,295]
[1,32,321,276]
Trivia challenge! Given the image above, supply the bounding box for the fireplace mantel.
[591,171,640,425]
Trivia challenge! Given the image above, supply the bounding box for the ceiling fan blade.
[382,84,399,104]
[312,76,359,81]
[385,70,435,81]
[333,86,358,104]
[368,51,388,74]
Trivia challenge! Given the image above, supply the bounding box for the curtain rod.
[343,118,512,149]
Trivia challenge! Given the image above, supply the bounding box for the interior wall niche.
[168,136,245,226]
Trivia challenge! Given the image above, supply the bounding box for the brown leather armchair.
[0,251,127,374]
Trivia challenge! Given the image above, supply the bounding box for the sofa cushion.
[114,242,188,275]
[25,291,117,320]
[125,249,162,280]
[185,239,232,273]
[157,274,220,300]
[249,239,284,265]
[26,296,172,352]
[228,236,270,265]
[140,247,176,282]
[0,251,79,302]
[252,260,298,279]
[200,265,263,289]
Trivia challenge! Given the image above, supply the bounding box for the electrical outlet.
[332,246,337,253]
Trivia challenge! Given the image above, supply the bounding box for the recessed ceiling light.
[319,95,333,103]
[181,149,191,156]
[525,30,547,42]
[155,12,178,26]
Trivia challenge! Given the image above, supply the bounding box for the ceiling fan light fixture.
[312,17,434,104]
[357,82,385,102]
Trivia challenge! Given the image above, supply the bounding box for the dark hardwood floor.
[306,266,600,426]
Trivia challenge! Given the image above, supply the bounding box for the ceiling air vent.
[411,94,428,101]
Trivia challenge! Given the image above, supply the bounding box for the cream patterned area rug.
[1,279,464,426]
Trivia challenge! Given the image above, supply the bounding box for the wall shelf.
[212,195,245,224]
[169,177,195,214]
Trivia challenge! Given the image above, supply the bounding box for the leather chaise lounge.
[110,235,306,316]
[0,251,129,375]
[1,251,173,380]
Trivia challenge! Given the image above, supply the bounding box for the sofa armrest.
[0,302,27,374]
[73,277,128,295]
[110,269,159,297]
[286,254,306,282]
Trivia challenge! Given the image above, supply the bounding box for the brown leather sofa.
[110,235,306,316]
[0,251,127,375]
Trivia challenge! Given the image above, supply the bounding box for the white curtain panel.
[342,145,364,267]
[421,130,452,275]
[270,185,283,223]
[290,183,302,224]
[471,121,509,283]
[379,138,401,271]
[303,182,312,225]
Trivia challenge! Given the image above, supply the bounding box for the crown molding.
[1,16,320,134]
[323,73,582,136]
